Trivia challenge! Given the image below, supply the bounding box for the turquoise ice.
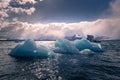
[9,39,103,58]
[53,39,79,54]
[53,39,103,54]
[74,39,103,52]
[9,39,53,58]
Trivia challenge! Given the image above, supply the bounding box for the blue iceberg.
[53,39,79,54]
[53,39,103,54]
[9,39,103,58]
[74,39,91,51]
[9,39,53,59]
[74,39,103,52]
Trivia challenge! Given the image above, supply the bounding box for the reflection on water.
[0,40,120,80]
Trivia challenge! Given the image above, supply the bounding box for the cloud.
[0,0,38,22]
[0,11,9,18]
[8,0,37,15]
[0,0,120,40]
[110,0,120,17]
[17,0,36,5]
[0,0,10,21]
[0,0,10,8]
[9,7,35,15]
[39,0,44,1]
[1,17,120,40]
[17,0,44,5]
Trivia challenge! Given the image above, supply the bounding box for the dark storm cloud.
[32,0,113,22]
[8,0,113,23]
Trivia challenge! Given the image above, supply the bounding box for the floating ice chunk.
[9,39,53,59]
[74,39,91,51]
[53,39,79,54]
[74,39,103,52]
[89,43,102,52]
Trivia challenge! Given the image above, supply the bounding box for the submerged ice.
[9,39,53,58]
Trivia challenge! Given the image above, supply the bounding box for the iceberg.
[9,39,53,59]
[74,39,103,52]
[74,39,91,51]
[9,39,103,59]
[53,39,79,54]
[53,39,103,54]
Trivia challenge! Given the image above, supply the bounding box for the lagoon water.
[0,40,120,80]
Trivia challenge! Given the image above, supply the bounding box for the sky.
[0,0,120,40]
[8,0,112,23]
